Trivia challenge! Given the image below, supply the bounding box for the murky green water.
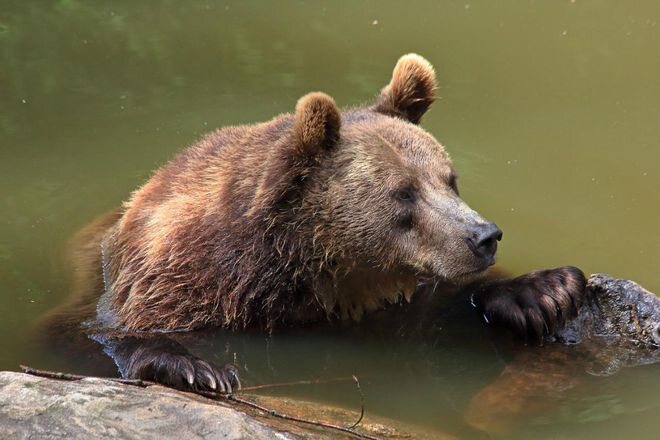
[1,1,659,438]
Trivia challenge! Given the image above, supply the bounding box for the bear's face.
[324,116,499,282]
[262,54,501,285]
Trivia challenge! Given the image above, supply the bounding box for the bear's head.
[254,54,502,311]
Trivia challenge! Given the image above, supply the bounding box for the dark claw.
[216,364,241,393]
[125,344,240,392]
[473,266,587,341]
[194,359,218,391]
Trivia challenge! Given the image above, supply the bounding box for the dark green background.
[1,1,659,438]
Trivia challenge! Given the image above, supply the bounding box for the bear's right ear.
[373,53,437,124]
[293,92,341,156]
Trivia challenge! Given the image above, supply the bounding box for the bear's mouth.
[414,262,491,288]
[452,266,492,284]
[464,265,492,276]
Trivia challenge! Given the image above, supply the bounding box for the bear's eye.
[394,187,417,204]
[448,175,459,196]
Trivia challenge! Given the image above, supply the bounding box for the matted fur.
[34,54,590,393]
[100,54,443,332]
[95,54,585,337]
[101,112,425,332]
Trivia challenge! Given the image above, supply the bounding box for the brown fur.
[471,266,587,340]
[95,54,463,333]
[58,54,585,342]
[36,54,590,392]
[373,54,437,124]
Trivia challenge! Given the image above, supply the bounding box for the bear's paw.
[472,266,587,341]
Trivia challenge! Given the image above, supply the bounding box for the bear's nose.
[466,223,503,264]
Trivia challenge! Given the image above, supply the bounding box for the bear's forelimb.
[469,266,587,341]
[91,333,240,392]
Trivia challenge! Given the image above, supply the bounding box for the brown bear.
[42,54,586,393]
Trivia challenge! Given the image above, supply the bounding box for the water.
[1,1,659,438]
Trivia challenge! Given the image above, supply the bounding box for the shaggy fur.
[98,54,456,332]
[92,54,584,338]
[471,266,587,340]
[39,54,588,391]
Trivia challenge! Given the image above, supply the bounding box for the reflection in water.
[2,1,660,438]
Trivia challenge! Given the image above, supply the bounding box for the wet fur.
[471,267,587,340]
[99,56,442,332]
[39,54,587,391]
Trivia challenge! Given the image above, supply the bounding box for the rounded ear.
[373,53,437,124]
[293,92,341,156]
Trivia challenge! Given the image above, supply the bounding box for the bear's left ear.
[373,53,437,124]
[293,92,341,156]
[248,93,340,215]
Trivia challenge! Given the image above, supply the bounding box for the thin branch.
[239,375,366,432]
[346,375,365,429]
[20,365,155,387]
[19,365,382,440]
[240,375,356,391]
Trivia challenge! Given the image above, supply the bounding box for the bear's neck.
[313,265,418,322]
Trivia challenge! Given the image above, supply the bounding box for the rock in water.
[551,273,660,374]
[0,371,295,440]
[0,371,449,439]
[465,274,660,436]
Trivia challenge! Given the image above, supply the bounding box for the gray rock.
[0,371,298,440]
[0,371,446,439]
[549,274,660,374]
[554,273,660,347]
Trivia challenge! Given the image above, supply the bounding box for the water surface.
[1,1,659,438]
